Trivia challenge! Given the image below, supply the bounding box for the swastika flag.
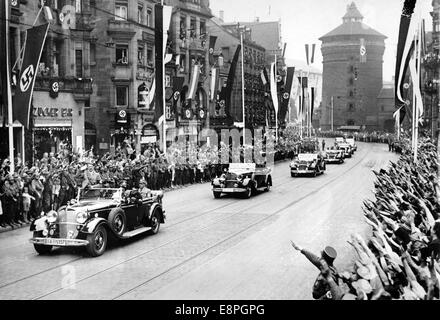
[13,23,49,128]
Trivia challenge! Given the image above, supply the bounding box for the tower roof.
[343,2,364,22]
[320,2,386,40]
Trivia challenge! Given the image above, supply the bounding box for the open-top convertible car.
[345,137,358,152]
[290,153,326,177]
[324,148,345,164]
[337,143,353,158]
[211,163,272,199]
[30,187,165,257]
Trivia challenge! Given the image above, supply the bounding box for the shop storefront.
[32,91,85,158]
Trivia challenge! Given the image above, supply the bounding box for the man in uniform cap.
[291,241,343,300]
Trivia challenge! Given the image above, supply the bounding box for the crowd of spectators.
[294,137,440,300]
[317,130,393,143]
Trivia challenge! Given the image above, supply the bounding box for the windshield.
[79,188,122,201]
[298,154,317,161]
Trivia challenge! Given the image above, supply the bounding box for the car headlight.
[46,210,58,224]
[213,178,220,186]
[76,211,89,224]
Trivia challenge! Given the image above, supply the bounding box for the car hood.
[68,199,117,212]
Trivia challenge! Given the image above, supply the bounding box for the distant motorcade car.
[211,163,272,199]
[290,153,326,177]
[335,137,345,145]
[30,187,165,257]
[324,148,345,164]
[337,143,353,158]
[345,137,358,152]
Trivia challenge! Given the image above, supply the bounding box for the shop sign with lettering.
[33,107,73,118]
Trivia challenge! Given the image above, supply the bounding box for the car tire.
[86,225,107,257]
[245,187,252,199]
[265,178,272,192]
[108,208,126,237]
[291,172,295,178]
[33,231,53,255]
[148,210,161,235]
[213,191,221,199]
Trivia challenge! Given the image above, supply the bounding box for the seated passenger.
[139,179,152,199]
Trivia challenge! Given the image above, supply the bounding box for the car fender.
[149,203,165,223]
[30,216,48,232]
[83,218,109,234]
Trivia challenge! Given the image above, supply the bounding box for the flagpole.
[299,70,303,139]
[161,0,166,154]
[275,54,278,144]
[240,30,245,147]
[5,0,15,173]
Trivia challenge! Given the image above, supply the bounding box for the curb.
[0,221,31,234]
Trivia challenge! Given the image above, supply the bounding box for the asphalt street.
[0,141,398,300]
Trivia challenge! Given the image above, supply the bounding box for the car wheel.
[108,208,126,237]
[265,178,272,192]
[213,191,221,199]
[86,225,107,257]
[149,210,161,235]
[245,187,252,199]
[33,231,53,255]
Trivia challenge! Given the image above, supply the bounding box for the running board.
[121,227,151,239]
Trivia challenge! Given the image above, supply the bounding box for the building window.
[75,0,82,13]
[190,17,196,38]
[138,3,144,24]
[179,53,186,72]
[200,20,206,39]
[347,119,355,126]
[147,47,153,67]
[116,44,128,64]
[348,77,354,86]
[381,105,385,112]
[90,43,96,64]
[146,8,153,27]
[138,45,145,65]
[75,49,83,78]
[348,103,354,111]
[116,86,128,107]
[115,2,128,21]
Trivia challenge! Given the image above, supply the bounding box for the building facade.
[0,0,93,161]
[207,17,267,132]
[319,2,386,132]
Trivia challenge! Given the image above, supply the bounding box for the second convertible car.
[30,187,165,257]
[290,153,326,177]
[211,163,272,199]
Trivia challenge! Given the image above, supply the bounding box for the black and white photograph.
[0,0,439,309]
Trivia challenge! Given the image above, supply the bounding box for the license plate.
[31,238,88,246]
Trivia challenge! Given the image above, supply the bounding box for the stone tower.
[319,2,386,131]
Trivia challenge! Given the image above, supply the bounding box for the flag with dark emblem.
[395,0,418,125]
[13,23,50,128]
[224,45,241,117]
[279,67,295,122]
[154,3,172,124]
[360,38,367,63]
[209,36,217,66]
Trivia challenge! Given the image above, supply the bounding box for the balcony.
[107,19,136,39]
[34,76,93,96]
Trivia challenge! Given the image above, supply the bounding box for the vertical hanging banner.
[187,64,200,100]
[154,3,172,123]
[395,0,418,125]
[10,0,20,10]
[279,67,295,122]
[172,76,184,120]
[270,61,279,115]
[209,36,217,66]
[225,45,241,117]
[311,87,315,122]
[360,38,367,63]
[305,44,310,65]
[210,67,219,101]
[13,23,50,128]
[0,0,8,127]
[311,44,316,64]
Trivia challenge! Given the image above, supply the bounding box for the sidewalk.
[0,220,32,234]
